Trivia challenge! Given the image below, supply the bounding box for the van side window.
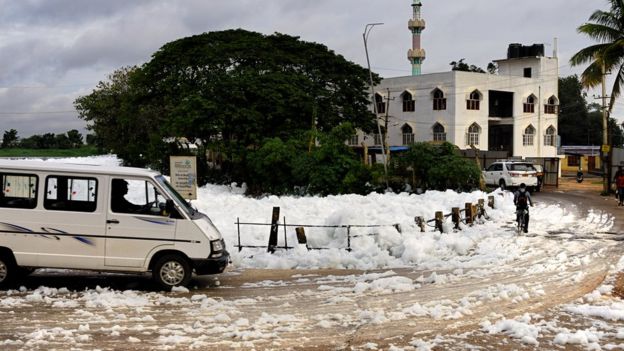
[111,178,169,217]
[45,176,97,212]
[0,173,38,209]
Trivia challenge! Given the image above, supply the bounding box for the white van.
[0,160,229,289]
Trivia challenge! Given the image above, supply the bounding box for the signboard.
[602,144,611,153]
[169,156,197,200]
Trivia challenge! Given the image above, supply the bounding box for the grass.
[0,146,103,158]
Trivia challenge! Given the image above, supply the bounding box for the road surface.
[1,182,623,350]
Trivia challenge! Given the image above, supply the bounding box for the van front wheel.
[153,254,191,289]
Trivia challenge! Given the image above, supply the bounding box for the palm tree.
[570,0,624,114]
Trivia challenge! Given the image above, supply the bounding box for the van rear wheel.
[153,254,191,290]
[0,255,15,288]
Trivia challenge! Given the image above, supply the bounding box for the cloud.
[0,0,616,136]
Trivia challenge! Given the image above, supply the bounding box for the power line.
[0,110,77,116]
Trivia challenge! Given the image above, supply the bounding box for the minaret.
[407,0,426,76]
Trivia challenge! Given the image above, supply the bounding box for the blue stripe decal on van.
[41,227,94,246]
[0,222,32,233]
[0,222,53,240]
[134,217,175,225]
[0,228,200,244]
[0,223,95,247]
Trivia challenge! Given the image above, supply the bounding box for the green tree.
[19,135,40,149]
[558,75,594,145]
[449,59,485,73]
[487,62,498,74]
[76,29,378,186]
[295,123,371,195]
[246,123,371,196]
[54,133,71,149]
[1,129,18,148]
[66,129,83,148]
[75,66,151,166]
[40,133,56,149]
[396,142,481,191]
[570,0,624,115]
[557,75,624,146]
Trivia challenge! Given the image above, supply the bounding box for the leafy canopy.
[394,142,481,191]
[75,29,378,190]
[570,0,624,114]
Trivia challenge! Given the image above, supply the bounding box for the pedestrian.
[614,166,624,206]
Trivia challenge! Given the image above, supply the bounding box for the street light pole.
[601,62,609,194]
[363,22,389,189]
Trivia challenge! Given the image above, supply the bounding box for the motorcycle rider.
[513,183,534,233]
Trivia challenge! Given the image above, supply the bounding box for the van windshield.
[155,175,195,216]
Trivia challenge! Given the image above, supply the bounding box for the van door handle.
[107,219,120,224]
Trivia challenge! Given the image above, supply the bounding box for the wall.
[361,55,559,160]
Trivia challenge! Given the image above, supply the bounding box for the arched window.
[523,95,536,113]
[466,122,481,146]
[545,96,559,114]
[374,127,386,146]
[432,89,446,111]
[466,90,481,110]
[523,125,536,146]
[433,123,446,141]
[347,133,359,146]
[544,125,556,146]
[375,93,385,114]
[402,124,414,145]
[402,91,415,112]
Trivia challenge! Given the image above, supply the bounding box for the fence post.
[267,207,280,253]
[415,216,425,232]
[465,203,475,225]
[451,207,460,230]
[477,199,485,218]
[237,217,242,252]
[394,224,402,233]
[295,227,309,250]
[488,195,495,209]
[346,226,352,252]
[283,216,288,250]
[435,211,444,233]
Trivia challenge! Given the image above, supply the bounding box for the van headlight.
[211,239,224,252]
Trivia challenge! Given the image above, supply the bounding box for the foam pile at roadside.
[194,182,611,270]
[20,155,613,271]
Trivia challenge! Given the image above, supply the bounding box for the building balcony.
[407,48,426,59]
[408,19,426,29]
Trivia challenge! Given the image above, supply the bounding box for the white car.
[483,160,538,191]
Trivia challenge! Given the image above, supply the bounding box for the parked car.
[483,160,539,191]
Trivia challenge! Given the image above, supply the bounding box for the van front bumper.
[192,250,230,275]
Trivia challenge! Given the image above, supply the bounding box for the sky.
[0,0,610,138]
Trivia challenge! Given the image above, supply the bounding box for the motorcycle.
[576,171,584,183]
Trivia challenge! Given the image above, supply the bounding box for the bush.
[395,142,481,192]
[246,123,372,196]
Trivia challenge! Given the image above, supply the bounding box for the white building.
[353,45,559,163]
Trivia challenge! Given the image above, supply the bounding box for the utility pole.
[363,23,389,189]
[384,88,394,163]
